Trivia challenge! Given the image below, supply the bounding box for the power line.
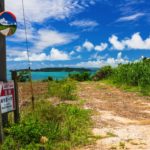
[21,0,35,110]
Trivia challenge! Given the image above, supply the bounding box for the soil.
[77,82,150,150]
[18,81,150,150]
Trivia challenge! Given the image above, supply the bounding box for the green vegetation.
[69,72,91,81]
[0,25,8,30]
[17,71,30,82]
[2,101,92,150]
[93,66,113,81]
[16,67,91,72]
[42,76,54,82]
[93,58,150,95]
[48,79,77,100]
[0,25,16,33]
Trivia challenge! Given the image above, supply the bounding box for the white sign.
[0,95,13,113]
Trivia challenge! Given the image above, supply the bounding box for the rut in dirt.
[78,82,150,150]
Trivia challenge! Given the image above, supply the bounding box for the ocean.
[7,69,97,81]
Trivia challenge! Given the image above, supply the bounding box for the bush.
[2,101,92,150]
[69,72,91,81]
[17,71,30,82]
[93,66,113,81]
[48,76,53,81]
[42,76,53,82]
[48,79,77,100]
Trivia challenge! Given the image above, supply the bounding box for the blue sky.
[5,0,150,69]
[0,12,16,25]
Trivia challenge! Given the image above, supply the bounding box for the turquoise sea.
[7,69,97,81]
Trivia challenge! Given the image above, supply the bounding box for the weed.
[48,79,77,100]
[2,100,92,149]
[119,141,126,149]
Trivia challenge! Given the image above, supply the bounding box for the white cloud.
[70,19,98,28]
[95,43,108,51]
[8,26,35,42]
[109,33,150,50]
[76,52,128,68]
[76,60,103,68]
[8,28,78,53]
[109,35,125,50]
[7,48,70,61]
[6,0,97,23]
[117,13,145,22]
[70,51,75,55]
[0,18,8,25]
[75,46,82,52]
[117,52,122,59]
[34,30,78,52]
[123,32,150,49]
[49,48,70,60]
[90,53,109,60]
[78,41,108,52]
[83,40,94,51]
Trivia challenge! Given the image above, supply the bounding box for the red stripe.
[0,11,16,20]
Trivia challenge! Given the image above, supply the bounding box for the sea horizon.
[7,68,98,81]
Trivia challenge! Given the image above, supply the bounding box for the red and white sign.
[0,81,15,114]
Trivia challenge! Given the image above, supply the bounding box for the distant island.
[14,67,91,72]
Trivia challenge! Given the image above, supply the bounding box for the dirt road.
[18,81,150,149]
[78,82,150,150]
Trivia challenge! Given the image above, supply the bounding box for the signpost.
[0,0,18,143]
[0,0,8,133]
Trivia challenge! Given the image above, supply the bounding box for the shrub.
[2,101,92,149]
[48,76,53,81]
[93,66,113,81]
[69,72,91,81]
[42,76,53,82]
[17,71,30,82]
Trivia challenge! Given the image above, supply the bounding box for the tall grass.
[48,79,77,100]
[93,58,150,95]
[112,59,150,94]
[2,101,92,150]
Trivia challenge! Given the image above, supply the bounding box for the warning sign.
[0,81,15,114]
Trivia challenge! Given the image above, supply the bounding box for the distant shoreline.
[11,67,96,72]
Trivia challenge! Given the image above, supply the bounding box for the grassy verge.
[2,100,92,150]
[48,79,77,100]
[93,59,150,96]
[100,79,147,96]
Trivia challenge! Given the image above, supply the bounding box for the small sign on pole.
[0,11,17,36]
[0,81,15,114]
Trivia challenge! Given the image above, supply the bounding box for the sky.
[5,0,150,69]
[0,12,16,25]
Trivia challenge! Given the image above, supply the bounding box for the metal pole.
[0,0,6,81]
[0,0,8,127]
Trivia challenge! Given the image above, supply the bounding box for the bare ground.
[77,82,150,150]
[18,81,150,150]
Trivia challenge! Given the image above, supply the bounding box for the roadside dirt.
[18,81,150,149]
[78,82,150,150]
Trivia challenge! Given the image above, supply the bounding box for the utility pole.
[0,0,8,126]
